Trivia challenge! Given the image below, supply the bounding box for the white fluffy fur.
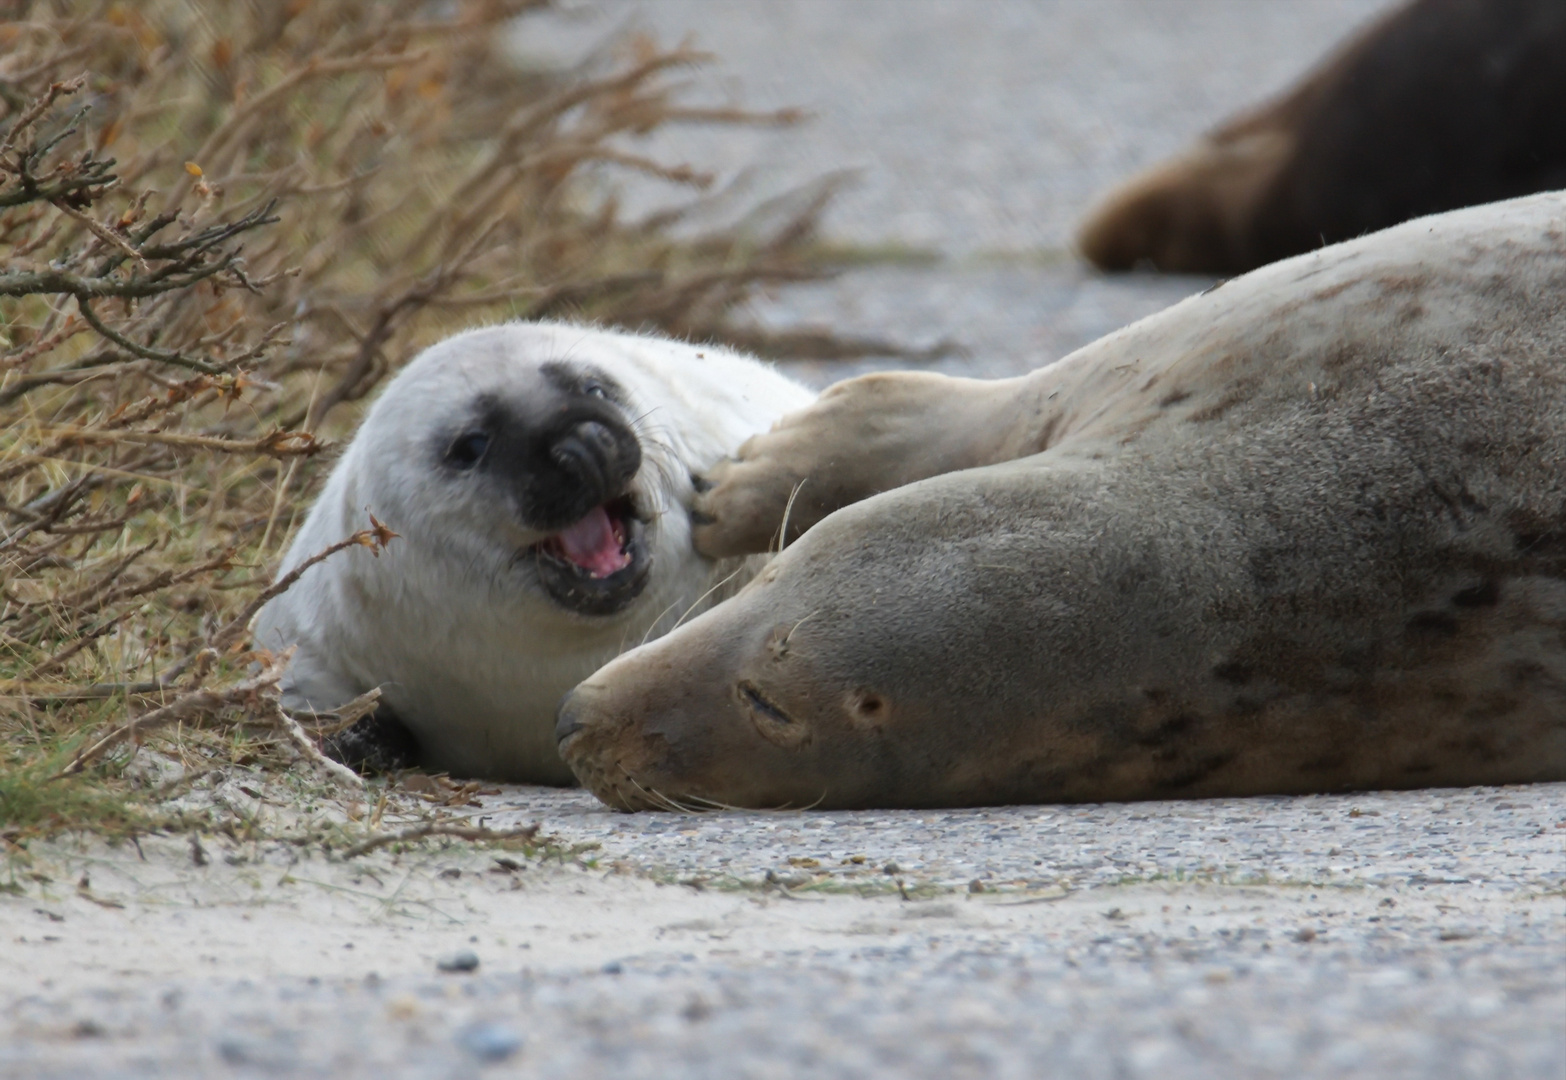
[251,322,812,783]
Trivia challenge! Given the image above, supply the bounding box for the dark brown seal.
[558,193,1566,810]
[1076,0,1566,274]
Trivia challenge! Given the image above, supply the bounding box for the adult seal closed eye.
[558,192,1566,811]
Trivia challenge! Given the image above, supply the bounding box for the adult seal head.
[251,322,811,783]
[558,193,1566,810]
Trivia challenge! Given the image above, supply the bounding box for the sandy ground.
[5,1,1565,1076]
[4,782,1563,1077]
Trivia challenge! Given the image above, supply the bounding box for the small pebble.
[459,1022,523,1063]
[437,950,480,973]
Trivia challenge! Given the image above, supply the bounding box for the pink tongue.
[553,504,630,577]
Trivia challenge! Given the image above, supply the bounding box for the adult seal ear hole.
[846,690,889,728]
[250,321,813,784]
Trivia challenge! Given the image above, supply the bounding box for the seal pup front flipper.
[324,706,422,775]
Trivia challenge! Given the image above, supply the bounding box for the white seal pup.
[252,322,812,783]
[559,193,1566,810]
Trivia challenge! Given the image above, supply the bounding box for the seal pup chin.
[250,321,813,784]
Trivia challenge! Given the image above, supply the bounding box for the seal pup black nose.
[551,419,634,491]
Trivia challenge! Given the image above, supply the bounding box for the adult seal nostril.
[557,680,614,746]
[554,692,585,744]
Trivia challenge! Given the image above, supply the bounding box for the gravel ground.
[6,2,1565,1077]
[6,783,1563,1079]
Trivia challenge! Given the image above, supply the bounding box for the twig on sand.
[267,702,364,789]
[340,821,543,860]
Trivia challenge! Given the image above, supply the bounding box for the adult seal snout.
[559,193,1566,810]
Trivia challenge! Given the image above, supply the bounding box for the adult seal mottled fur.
[252,322,811,783]
[558,193,1566,810]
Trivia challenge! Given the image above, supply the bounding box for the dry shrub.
[0,0,855,840]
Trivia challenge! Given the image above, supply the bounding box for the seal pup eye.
[446,431,489,468]
[583,380,608,400]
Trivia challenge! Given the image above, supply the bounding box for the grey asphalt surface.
[6,2,1565,1077]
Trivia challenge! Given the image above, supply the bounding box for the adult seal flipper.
[559,193,1566,810]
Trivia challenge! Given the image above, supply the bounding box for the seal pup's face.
[346,327,681,623]
[431,363,650,617]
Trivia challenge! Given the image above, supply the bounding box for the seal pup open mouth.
[532,495,652,616]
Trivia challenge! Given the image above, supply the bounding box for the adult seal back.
[558,193,1566,810]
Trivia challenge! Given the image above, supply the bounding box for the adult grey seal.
[558,192,1566,810]
[1077,0,1566,274]
[251,322,811,783]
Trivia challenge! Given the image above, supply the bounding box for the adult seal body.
[252,323,811,783]
[558,193,1566,810]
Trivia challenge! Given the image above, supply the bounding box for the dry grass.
[0,0,860,845]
